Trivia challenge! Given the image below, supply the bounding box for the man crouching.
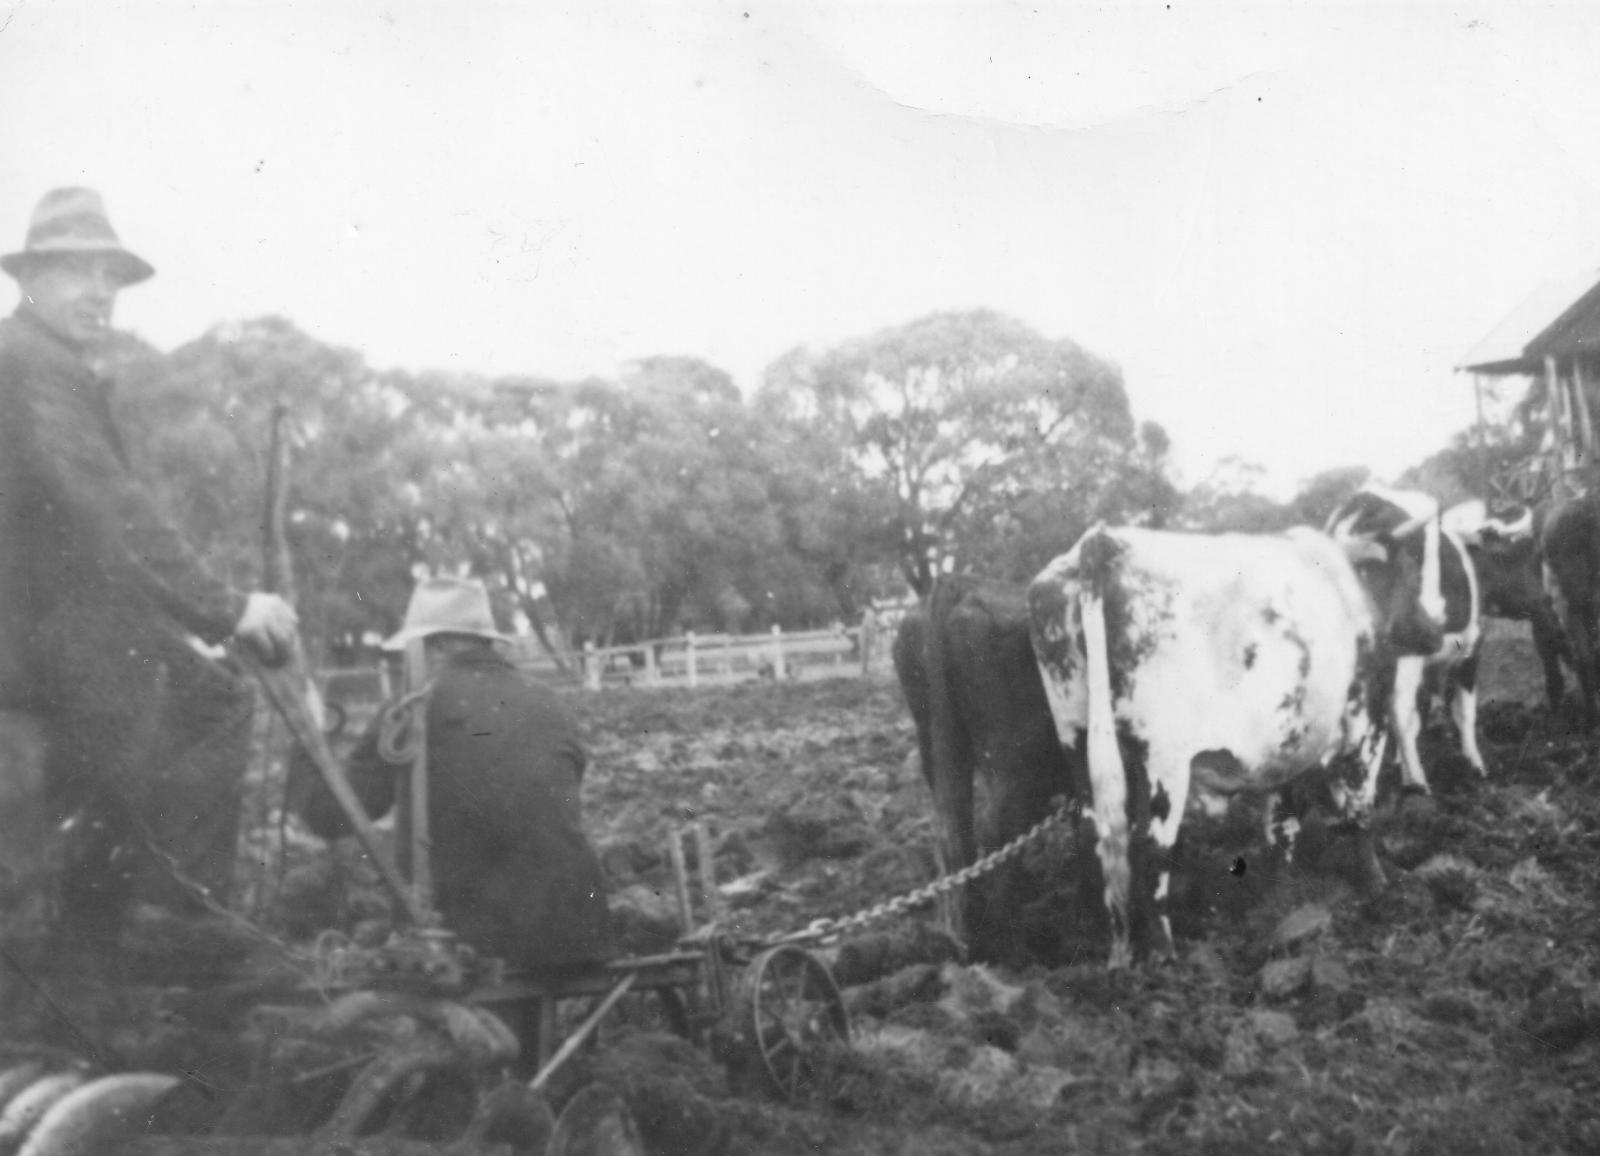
[293,577,615,971]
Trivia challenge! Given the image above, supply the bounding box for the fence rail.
[511,619,902,690]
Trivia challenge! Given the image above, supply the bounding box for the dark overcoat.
[300,647,615,970]
[0,309,246,704]
[0,308,253,928]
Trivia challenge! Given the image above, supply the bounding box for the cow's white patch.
[1030,525,1392,966]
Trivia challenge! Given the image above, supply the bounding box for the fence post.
[722,634,732,678]
[583,641,600,692]
[686,631,698,688]
[643,644,659,687]
[860,611,875,677]
[770,624,786,680]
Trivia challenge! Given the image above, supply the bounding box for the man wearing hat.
[294,577,615,970]
[0,188,299,947]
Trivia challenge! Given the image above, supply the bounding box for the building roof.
[1459,269,1600,376]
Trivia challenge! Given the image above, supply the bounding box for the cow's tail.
[922,576,978,874]
[1077,537,1132,964]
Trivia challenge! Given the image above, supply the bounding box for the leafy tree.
[1177,458,1293,533]
[755,309,1167,595]
[112,319,426,664]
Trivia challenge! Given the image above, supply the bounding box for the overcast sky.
[4,1,1599,496]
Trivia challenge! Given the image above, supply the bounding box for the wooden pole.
[1575,358,1596,470]
[668,831,695,933]
[770,624,786,680]
[583,641,600,691]
[402,637,433,915]
[694,822,719,926]
[1473,373,1491,498]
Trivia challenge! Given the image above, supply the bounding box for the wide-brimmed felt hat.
[1,187,155,286]
[382,577,510,651]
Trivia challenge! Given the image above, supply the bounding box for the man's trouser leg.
[35,600,254,938]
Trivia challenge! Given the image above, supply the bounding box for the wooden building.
[1461,269,1600,499]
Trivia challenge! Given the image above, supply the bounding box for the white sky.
[4,1,1600,497]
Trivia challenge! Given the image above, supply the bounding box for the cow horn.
[15,1073,179,1156]
[1337,537,1389,564]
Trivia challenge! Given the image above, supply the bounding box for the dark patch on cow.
[1282,625,1312,681]
[1084,538,1140,704]
[1278,685,1307,717]
[1243,643,1258,670]
[1113,722,1170,958]
[1261,605,1281,627]
[1353,633,1397,727]
[1151,781,1171,824]
[1347,634,1376,708]
[1190,748,1246,795]
[1025,575,1076,686]
[1438,531,1474,636]
[1076,528,1125,601]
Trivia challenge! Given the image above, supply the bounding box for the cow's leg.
[1449,646,1486,776]
[1547,561,1600,728]
[1530,603,1567,714]
[1391,656,1429,794]
[1142,745,1192,961]
[1328,728,1390,894]
[1090,757,1133,969]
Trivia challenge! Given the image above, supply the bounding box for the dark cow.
[1328,489,1485,793]
[1444,499,1570,717]
[1027,495,1445,966]
[893,576,1079,964]
[1539,491,1600,728]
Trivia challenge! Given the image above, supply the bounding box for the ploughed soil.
[566,622,1600,1156]
[2,620,1599,1154]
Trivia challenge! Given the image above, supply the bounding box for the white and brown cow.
[1328,488,1484,793]
[1026,500,1445,967]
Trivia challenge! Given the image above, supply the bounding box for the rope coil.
[375,684,433,765]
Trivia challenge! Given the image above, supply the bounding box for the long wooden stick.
[527,973,637,1093]
[249,404,426,928]
[402,637,434,916]
[242,653,428,927]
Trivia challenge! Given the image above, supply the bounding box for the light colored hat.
[381,577,509,651]
[1,188,155,286]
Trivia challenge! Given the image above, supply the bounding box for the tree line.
[101,308,1512,668]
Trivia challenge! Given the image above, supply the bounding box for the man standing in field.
[295,577,615,970]
[0,188,298,949]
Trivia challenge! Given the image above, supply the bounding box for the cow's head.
[1326,485,1446,656]
[1445,497,1546,619]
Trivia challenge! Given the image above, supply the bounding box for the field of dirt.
[2,621,1599,1154]
[563,621,1600,1155]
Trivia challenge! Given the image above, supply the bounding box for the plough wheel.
[739,944,849,1101]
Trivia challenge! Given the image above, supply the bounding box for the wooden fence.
[511,619,901,690]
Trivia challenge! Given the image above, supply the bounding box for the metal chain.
[779,796,1078,945]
